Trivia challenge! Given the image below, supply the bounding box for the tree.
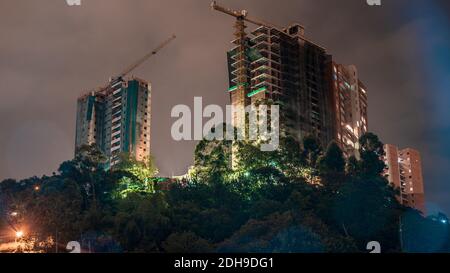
[271,226,324,253]
[190,126,232,183]
[218,212,294,253]
[331,133,402,251]
[162,232,213,253]
[31,178,84,252]
[112,192,170,252]
[2,131,430,253]
[358,133,386,177]
[113,153,159,198]
[58,144,111,208]
[301,135,322,168]
[318,141,345,190]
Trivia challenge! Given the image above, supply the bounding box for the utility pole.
[399,215,404,252]
[55,228,58,253]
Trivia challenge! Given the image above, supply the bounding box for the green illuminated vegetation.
[114,154,159,198]
[1,133,450,253]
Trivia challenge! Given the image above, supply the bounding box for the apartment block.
[329,63,368,157]
[75,77,151,167]
[384,144,426,214]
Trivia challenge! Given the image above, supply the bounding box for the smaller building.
[384,144,426,214]
[75,76,151,168]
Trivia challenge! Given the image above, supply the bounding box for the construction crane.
[211,1,325,53]
[211,1,282,131]
[96,34,176,92]
[210,2,281,95]
[117,34,176,79]
[210,1,279,29]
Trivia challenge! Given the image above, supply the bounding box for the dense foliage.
[1,133,449,253]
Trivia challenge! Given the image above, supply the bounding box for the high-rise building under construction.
[74,35,175,167]
[225,22,368,152]
[227,23,334,148]
[75,77,151,167]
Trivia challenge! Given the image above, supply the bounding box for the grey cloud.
[0,0,449,214]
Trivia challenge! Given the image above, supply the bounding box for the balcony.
[112,116,121,124]
[251,33,269,44]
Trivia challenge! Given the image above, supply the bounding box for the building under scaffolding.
[75,35,174,167]
[75,77,151,168]
[226,23,336,149]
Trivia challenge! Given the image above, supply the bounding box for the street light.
[15,230,24,239]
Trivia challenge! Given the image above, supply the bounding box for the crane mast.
[211,1,270,135]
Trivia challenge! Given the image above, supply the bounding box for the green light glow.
[247,87,267,97]
[228,83,248,92]
[228,86,238,92]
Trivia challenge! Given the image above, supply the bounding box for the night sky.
[0,0,449,215]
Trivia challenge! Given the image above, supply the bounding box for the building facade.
[329,63,368,157]
[75,77,151,167]
[226,23,368,154]
[226,23,335,148]
[384,144,426,214]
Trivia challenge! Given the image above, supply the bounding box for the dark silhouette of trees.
[1,133,448,253]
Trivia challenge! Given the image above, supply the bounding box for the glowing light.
[228,85,238,92]
[345,124,354,133]
[247,87,267,97]
[15,231,24,238]
[10,212,18,217]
